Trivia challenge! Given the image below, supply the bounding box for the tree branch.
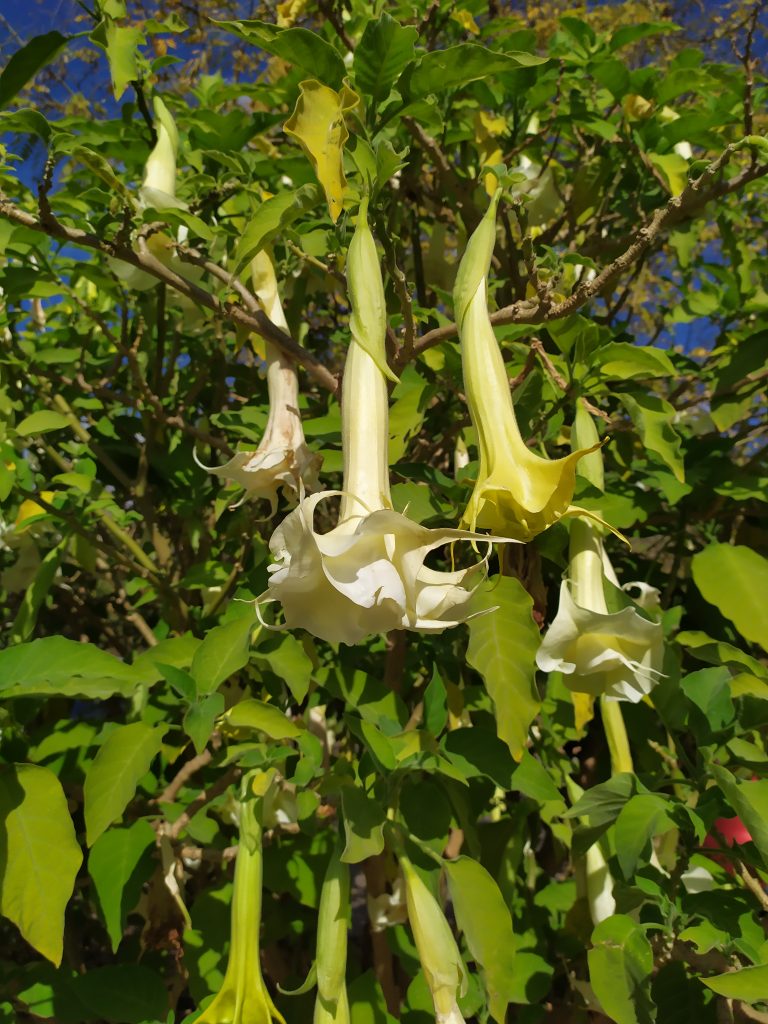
[412,143,768,356]
[0,196,339,393]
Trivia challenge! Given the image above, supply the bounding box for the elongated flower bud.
[313,840,350,1023]
[400,853,467,1024]
[142,96,179,203]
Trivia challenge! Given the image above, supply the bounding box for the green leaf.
[701,963,768,1003]
[0,764,82,965]
[0,32,69,110]
[88,820,156,952]
[677,631,768,682]
[214,19,346,89]
[233,185,319,275]
[692,544,768,651]
[340,787,385,863]
[565,773,636,825]
[353,13,418,103]
[680,667,734,732]
[0,107,51,139]
[74,964,170,1024]
[257,632,314,703]
[184,693,226,755]
[444,856,517,1023]
[610,22,679,51]
[158,662,197,702]
[407,43,546,96]
[10,542,62,643]
[423,667,448,736]
[648,153,690,197]
[620,392,685,482]
[90,18,143,100]
[84,723,166,846]
[711,766,768,870]
[510,751,566,810]
[466,576,541,760]
[0,636,141,699]
[613,794,674,878]
[190,609,257,695]
[596,342,676,380]
[16,410,71,436]
[588,915,656,1024]
[225,698,303,739]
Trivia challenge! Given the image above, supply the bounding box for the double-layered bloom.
[455,191,606,542]
[198,251,320,511]
[400,853,467,1024]
[196,772,285,1024]
[263,200,504,645]
[536,518,664,703]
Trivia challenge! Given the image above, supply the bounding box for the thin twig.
[0,196,339,393]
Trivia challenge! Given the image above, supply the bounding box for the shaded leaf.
[88,820,156,952]
[466,576,541,760]
[0,32,69,110]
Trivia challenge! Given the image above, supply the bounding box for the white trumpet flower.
[263,199,506,645]
[197,251,320,511]
[536,520,664,703]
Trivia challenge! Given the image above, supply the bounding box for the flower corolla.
[455,191,607,542]
[198,251,320,511]
[536,520,664,703]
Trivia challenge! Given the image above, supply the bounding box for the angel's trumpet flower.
[313,841,350,1024]
[197,251,320,511]
[535,521,663,705]
[196,772,285,1024]
[263,199,504,645]
[455,191,606,542]
[400,853,467,1024]
[536,412,664,705]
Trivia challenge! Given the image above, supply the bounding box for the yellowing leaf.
[572,691,595,732]
[474,110,507,196]
[648,152,689,197]
[451,9,481,35]
[284,79,360,223]
[15,491,55,527]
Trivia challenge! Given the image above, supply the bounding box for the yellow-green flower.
[197,251,320,511]
[455,191,605,542]
[196,772,285,1024]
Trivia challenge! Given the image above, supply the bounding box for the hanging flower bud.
[455,191,607,542]
[140,96,182,211]
[262,199,511,645]
[314,841,351,1024]
[197,251,320,511]
[196,772,285,1024]
[400,853,467,1024]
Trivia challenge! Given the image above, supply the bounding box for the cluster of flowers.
[129,101,666,1024]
